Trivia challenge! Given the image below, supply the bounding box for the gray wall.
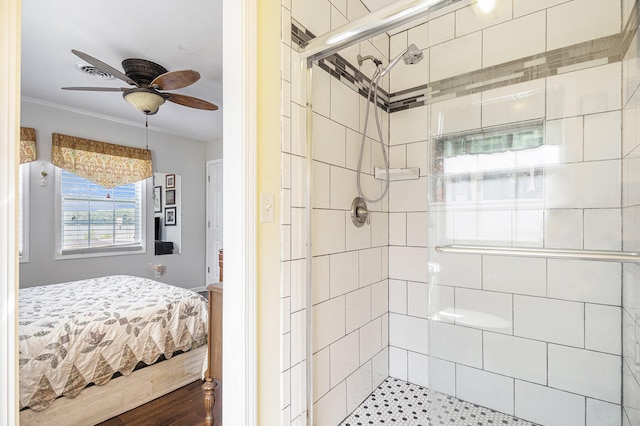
[207,138,223,160]
[19,100,208,290]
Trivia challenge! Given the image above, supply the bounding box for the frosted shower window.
[433,121,545,205]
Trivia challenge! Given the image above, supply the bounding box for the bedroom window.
[19,164,30,263]
[57,169,146,258]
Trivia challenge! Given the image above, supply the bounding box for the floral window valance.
[51,133,152,189]
[20,127,37,164]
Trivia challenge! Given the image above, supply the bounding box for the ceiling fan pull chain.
[145,116,149,150]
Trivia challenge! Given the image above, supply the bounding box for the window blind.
[60,170,144,255]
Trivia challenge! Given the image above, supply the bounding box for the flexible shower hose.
[357,65,390,203]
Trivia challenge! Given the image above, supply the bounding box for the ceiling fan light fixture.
[123,88,165,115]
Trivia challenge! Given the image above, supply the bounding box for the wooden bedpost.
[204,282,223,425]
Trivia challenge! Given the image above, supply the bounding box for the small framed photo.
[164,207,177,226]
[165,189,176,206]
[154,186,162,213]
[166,174,176,189]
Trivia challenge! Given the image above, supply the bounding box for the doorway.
[206,159,223,284]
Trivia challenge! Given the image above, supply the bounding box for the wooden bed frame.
[19,343,207,426]
[203,282,223,426]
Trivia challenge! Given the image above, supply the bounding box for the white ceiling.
[21,0,223,142]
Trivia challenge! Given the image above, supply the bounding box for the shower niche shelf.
[374,166,420,181]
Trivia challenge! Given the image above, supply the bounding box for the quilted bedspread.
[18,275,208,411]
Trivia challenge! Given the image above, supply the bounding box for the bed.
[18,275,208,425]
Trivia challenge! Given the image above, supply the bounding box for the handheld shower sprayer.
[379,43,424,77]
[355,43,424,205]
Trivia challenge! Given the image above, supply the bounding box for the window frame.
[18,163,30,263]
[54,167,147,260]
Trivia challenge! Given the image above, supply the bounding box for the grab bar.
[434,244,640,263]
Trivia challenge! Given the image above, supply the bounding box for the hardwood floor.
[98,380,222,426]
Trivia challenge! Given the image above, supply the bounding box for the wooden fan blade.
[62,86,126,92]
[71,49,137,86]
[150,70,200,90]
[166,93,218,111]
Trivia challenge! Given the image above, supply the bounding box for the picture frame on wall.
[165,207,177,226]
[165,189,176,206]
[154,186,162,213]
[166,174,176,189]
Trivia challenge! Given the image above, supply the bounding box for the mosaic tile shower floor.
[339,378,538,426]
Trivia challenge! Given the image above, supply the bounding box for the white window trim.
[54,167,147,260]
[19,163,30,263]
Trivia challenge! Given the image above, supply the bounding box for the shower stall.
[280,0,640,424]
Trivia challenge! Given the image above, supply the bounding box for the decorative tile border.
[293,10,630,114]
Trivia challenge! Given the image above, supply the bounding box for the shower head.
[403,43,424,65]
[379,43,424,77]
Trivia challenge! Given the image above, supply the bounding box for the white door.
[206,159,223,283]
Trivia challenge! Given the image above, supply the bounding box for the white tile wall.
[314,296,346,351]
[346,287,371,333]
[428,357,456,395]
[456,365,514,415]
[346,362,373,413]
[389,279,407,314]
[544,160,621,209]
[430,93,482,136]
[389,105,429,145]
[429,250,482,289]
[483,332,547,384]
[547,260,622,305]
[548,344,621,403]
[389,346,408,380]
[512,0,571,18]
[430,32,482,82]
[372,347,389,386]
[515,380,586,426]
[428,13,454,47]
[546,0,620,51]
[455,1,513,38]
[543,209,584,249]
[407,281,429,319]
[454,288,512,333]
[546,63,622,120]
[584,209,622,250]
[483,256,546,297]
[389,312,428,354]
[284,1,629,425]
[330,331,360,386]
[587,398,622,426]
[330,77,360,132]
[514,295,585,347]
[359,247,382,287]
[359,317,382,364]
[545,116,584,163]
[481,79,546,127]
[313,113,346,167]
[585,303,622,355]
[388,246,429,282]
[370,279,388,318]
[430,321,482,368]
[329,250,359,297]
[407,351,429,387]
[314,381,347,426]
[584,111,622,161]
[482,11,546,68]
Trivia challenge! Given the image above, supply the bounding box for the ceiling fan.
[62,49,218,115]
